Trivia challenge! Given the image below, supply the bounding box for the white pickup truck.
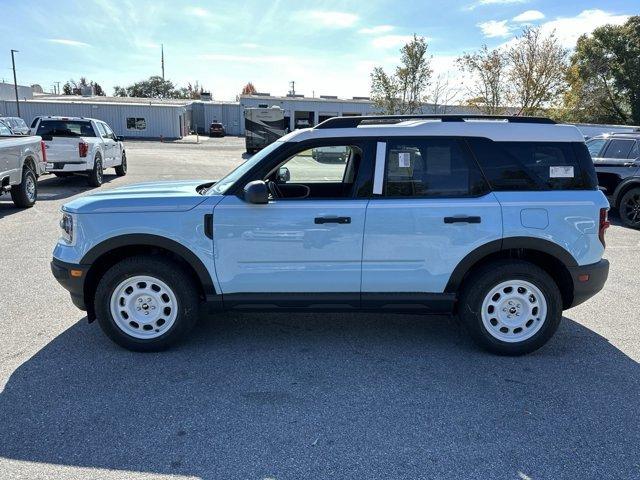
[32,116,127,187]
[0,121,46,207]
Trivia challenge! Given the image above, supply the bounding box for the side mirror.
[243,180,269,204]
[277,166,290,182]
[40,134,53,141]
[116,135,124,142]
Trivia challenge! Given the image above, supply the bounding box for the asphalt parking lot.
[1,136,639,480]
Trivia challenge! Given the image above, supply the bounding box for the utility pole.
[54,81,60,95]
[288,80,295,96]
[10,49,20,117]
[161,44,165,80]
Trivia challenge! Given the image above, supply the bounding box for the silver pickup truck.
[0,121,46,207]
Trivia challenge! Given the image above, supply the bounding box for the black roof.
[315,114,556,129]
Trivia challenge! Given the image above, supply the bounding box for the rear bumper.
[46,161,89,172]
[51,257,88,311]
[567,259,609,308]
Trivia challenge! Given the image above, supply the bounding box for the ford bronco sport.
[51,115,610,355]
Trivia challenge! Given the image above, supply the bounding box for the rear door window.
[603,139,635,159]
[383,137,488,197]
[628,141,639,159]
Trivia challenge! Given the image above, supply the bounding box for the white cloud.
[537,9,629,47]
[467,0,528,10]
[477,20,511,38]
[186,7,211,17]
[359,25,394,34]
[513,10,545,22]
[371,34,418,49]
[297,10,359,28]
[240,43,260,49]
[47,38,90,47]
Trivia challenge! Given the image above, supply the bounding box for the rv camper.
[244,106,286,153]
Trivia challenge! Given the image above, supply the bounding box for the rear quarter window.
[467,138,597,191]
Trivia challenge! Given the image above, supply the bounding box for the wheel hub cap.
[481,280,548,343]
[109,275,178,339]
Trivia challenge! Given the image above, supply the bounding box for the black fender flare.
[81,233,215,297]
[444,236,577,293]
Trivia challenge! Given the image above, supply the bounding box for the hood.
[63,179,214,214]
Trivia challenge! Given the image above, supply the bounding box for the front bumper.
[567,259,609,308]
[51,257,88,311]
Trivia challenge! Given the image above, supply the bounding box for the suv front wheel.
[458,260,562,356]
[94,256,200,351]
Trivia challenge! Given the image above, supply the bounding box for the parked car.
[0,124,46,207]
[586,132,640,228]
[32,116,127,187]
[0,117,29,135]
[51,114,609,355]
[209,122,226,137]
[312,145,350,163]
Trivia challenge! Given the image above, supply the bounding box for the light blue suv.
[51,115,610,355]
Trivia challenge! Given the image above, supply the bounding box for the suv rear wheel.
[458,260,562,355]
[619,187,640,229]
[94,256,199,351]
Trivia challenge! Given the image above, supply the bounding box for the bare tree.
[370,35,432,114]
[507,27,568,115]
[457,45,508,114]
[427,72,461,113]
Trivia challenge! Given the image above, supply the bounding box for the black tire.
[618,187,640,229]
[458,260,562,356]
[54,172,73,178]
[87,157,103,187]
[94,256,200,352]
[10,167,37,208]
[115,151,127,177]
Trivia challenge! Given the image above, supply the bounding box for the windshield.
[208,140,284,194]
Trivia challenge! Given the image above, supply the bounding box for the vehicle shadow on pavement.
[0,313,638,479]
[0,175,116,219]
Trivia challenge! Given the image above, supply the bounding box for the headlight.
[59,212,76,245]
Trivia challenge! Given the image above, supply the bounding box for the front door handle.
[444,216,481,224]
[315,216,351,224]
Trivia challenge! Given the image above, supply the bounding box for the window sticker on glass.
[549,166,574,178]
[398,152,411,168]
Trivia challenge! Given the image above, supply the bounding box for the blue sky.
[0,0,635,100]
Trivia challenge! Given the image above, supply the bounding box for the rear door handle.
[444,216,481,224]
[315,216,351,224]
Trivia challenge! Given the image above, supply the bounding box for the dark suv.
[587,132,640,228]
[209,122,225,137]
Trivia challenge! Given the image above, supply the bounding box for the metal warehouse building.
[0,96,189,139]
[0,87,484,139]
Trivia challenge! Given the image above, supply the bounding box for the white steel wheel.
[109,275,178,339]
[480,279,548,343]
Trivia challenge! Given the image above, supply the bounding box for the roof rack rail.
[314,114,556,129]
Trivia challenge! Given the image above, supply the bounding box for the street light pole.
[10,49,20,118]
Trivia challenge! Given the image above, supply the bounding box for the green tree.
[564,16,640,124]
[370,34,432,114]
[114,76,177,98]
[457,45,508,114]
[507,27,568,116]
[62,77,105,96]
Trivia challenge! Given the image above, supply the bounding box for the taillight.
[599,208,610,247]
[79,142,88,158]
[40,140,47,162]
